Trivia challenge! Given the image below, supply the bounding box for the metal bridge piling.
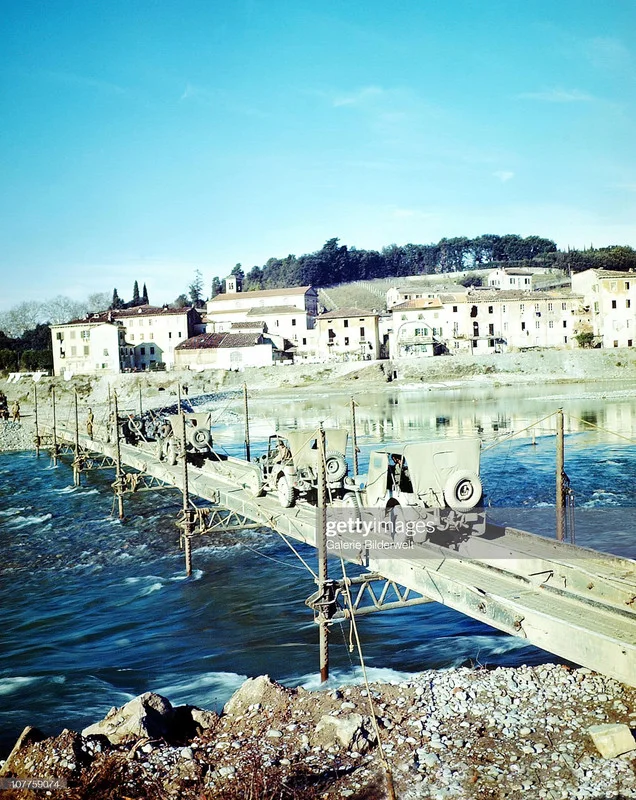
[556,408,565,541]
[317,425,329,683]
[243,382,251,463]
[113,393,125,520]
[181,411,194,577]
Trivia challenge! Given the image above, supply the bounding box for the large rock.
[0,726,46,777]
[313,714,376,753]
[0,729,91,780]
[588,724,636,758]
[82,692,175,744]
[223,675,290,716]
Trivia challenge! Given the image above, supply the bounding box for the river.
[1,380,636,756]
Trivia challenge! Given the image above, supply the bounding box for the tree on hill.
[132,280,140,306]
[188,270,204,307]
[110,288,124,310]
[211,277,223,296]
[142,283,149,305]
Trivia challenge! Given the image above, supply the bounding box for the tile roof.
[317,307,379,319]
[60,305,196,326]
[390,298,444,311]
[230,320,265,329]
[176,333,265,350]
[246,305,302,316]
[209,286,313,302]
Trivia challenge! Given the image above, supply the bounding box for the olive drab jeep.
[257,429,350,508]
[339,438,484,542]
[157,413,214,465]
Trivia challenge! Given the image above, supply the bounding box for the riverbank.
[1,665,635,799]
[2,348,636,414]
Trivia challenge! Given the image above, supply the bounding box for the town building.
[174,332,274,371]
[50,305,201,376]
[571,269,636,348]
[315,308,380,360]
[389,290,587,357]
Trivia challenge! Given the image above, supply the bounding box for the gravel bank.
[0,421,35,453]
[1,665,635,799]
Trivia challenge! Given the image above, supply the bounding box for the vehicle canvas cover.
[283,429,348,469]
[365,438,481,507]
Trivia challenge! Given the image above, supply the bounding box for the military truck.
[256,429,349,508]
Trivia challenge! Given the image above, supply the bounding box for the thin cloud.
[40,70,127,96]
[585,37,632,71]
[333,86,384,107]
[494,171,515,183]
[518,88,594,103]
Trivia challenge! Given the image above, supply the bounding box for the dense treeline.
[0,324,53,372]
[229,235,636,292]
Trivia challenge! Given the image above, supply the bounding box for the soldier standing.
[86,408,95,438]
[11,400,20,422]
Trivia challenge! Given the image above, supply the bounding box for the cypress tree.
[132,280,140,306]
[142,283,149,305]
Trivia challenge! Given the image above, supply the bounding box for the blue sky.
[1,0,635,310]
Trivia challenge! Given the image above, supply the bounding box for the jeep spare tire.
[325,451,347,481]
[443,470,482,512]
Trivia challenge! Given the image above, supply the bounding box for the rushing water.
[1,380,636,756]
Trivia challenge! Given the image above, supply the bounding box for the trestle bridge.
[28,387,636,689]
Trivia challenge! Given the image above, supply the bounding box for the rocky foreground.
[1,665,636,799]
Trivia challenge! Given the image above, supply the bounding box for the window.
[470,305,477,317]
[83,346,89,356]
[521,322,526,331]
[473,321,479,336]
[453,306,458,313]
[594,302,599,313]
[629,340,633,347]
[612,300,617,309]
[472,339,478,348]
[520,304,525,312]
[564,336,568,344]
[488,324,494,335]
[535,303,540,311]
[178,332,182,338]
[561,303,567,310]
[81,330,90,339]
[535,321,540,329]
[292,318,297,326]
[548,303,553,311]
[344,337,349,345]
[344,320,349,328]
[626,282,630,290]
[360,326,365,338]
[140,347,146,355]
[488,306,493,314]
[627,300,631,309]
[168,332,172,339]
[150,347,155,355]
[130,334,135,341]
[549,321,554,329]
[103,349,109,356]
[611,281,617,291]
[401,314,407,321]
[70,330,76,339]
[150,333,154,340]
[614,340,619,347]
[56,332,64,340]
[302,338,307,346]
[503,322,508,332]
[563,321,567,328]
[71,346,76,356]
[328,328,335,341]
[502,305,506,313]
[488,339,495,347]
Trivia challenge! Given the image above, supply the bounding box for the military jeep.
[257,429,349,508]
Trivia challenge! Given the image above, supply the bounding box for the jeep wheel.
[277,475,295,508]
[444,470,482,512]
[325,450,347,481]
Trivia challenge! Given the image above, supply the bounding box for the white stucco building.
[571,269,636,348]
[315,308,380,360]
[174,332,275,371]
[50,305,201,376]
